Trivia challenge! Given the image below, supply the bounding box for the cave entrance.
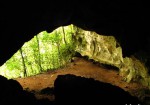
[0,24,123,79]
[0,24,148,84]
[0,24,149,105]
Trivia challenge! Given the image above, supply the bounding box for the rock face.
[73,27,123,68]
[119,56,150,88]
[73,26,150,87]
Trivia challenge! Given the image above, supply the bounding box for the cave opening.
[0,24,150,105]
[1,1,150,104]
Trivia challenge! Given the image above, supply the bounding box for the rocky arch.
[0,1,150,105]
[0,1,150,66]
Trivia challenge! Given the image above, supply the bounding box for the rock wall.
[73,27,123,68]
[73,26,150,88]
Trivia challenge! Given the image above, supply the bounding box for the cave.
[0,1,150,105]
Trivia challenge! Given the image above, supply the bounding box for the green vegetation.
[0,25,76,79]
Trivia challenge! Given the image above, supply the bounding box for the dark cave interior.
[0,1,150,105]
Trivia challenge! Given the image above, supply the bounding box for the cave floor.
[15,57,148,102]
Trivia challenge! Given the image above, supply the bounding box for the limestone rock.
[73,26,149,88]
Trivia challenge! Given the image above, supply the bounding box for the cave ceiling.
[0,1,150,66]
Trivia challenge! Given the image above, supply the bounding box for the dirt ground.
[15,57,149,102]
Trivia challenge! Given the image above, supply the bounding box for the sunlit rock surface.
[73,27,123,68]
[73,26,150,88]
[120,57,149,83]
